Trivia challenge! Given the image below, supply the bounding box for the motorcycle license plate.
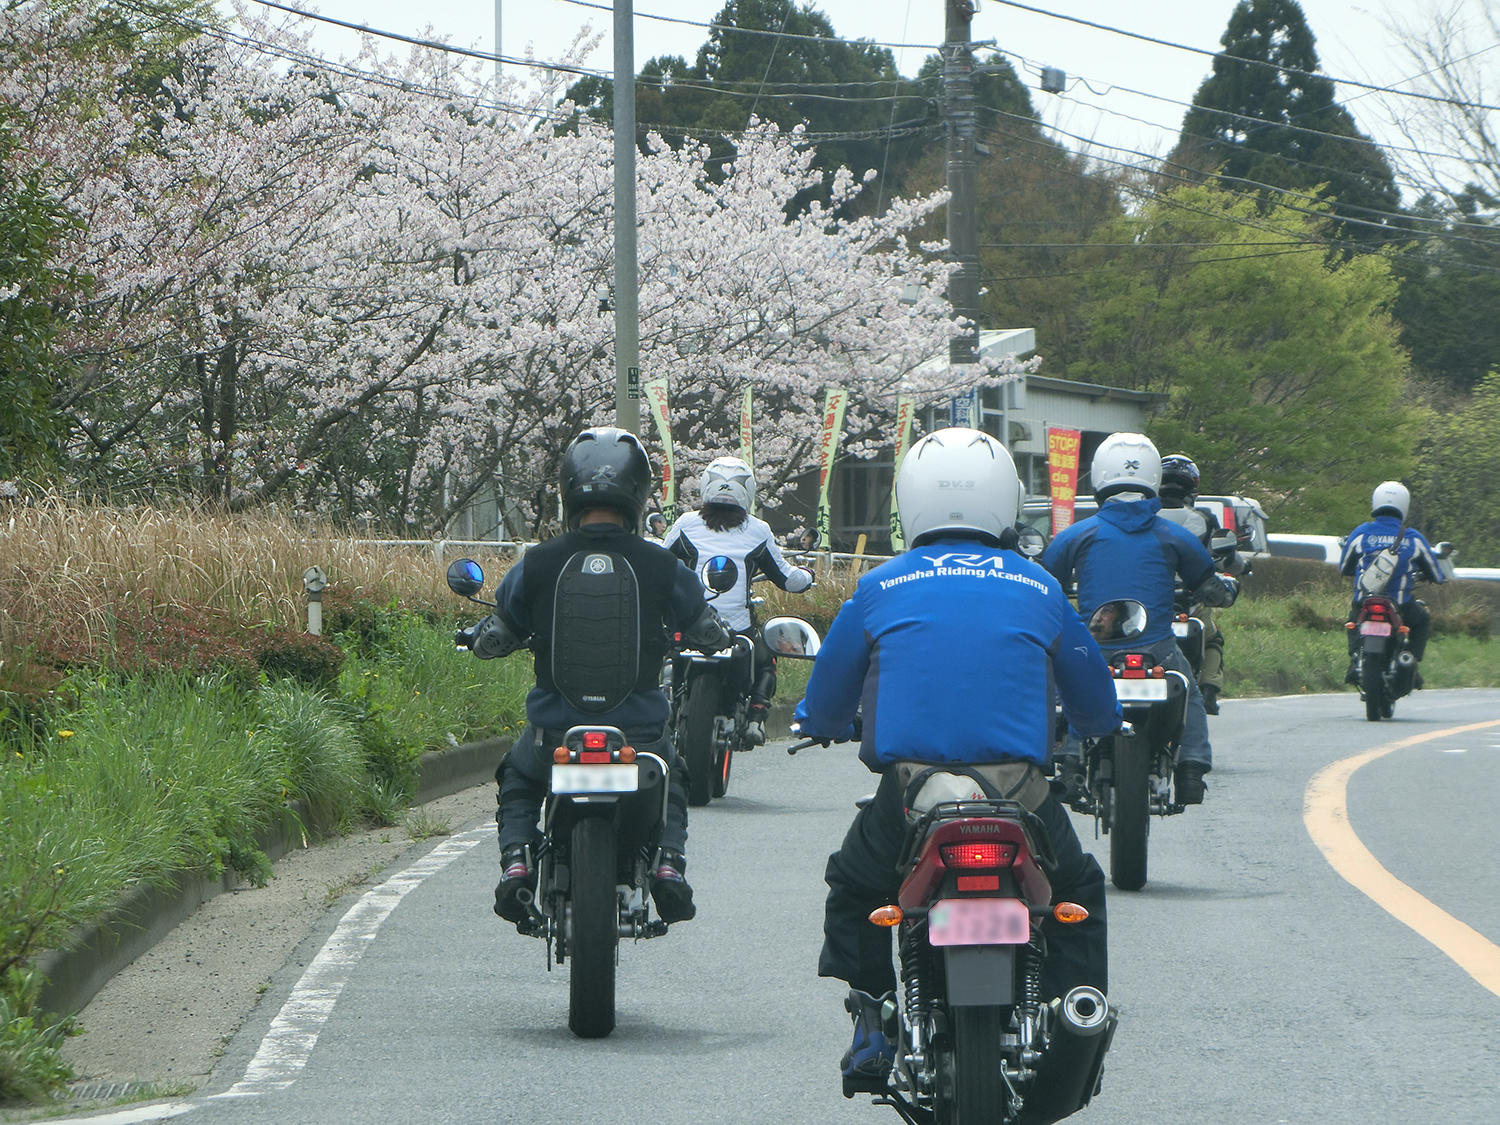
[928,898,1031,947]
[1114,678,1168,702]
[551,764,639,794]
[1172,621,1190,637]
[1360,621,1393,637]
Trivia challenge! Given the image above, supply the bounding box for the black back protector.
[551,549,641,713]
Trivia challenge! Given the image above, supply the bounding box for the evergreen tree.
[1168,0,1401,247]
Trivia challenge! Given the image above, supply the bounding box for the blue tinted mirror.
[446,558,485,598]
[703,555,739,593]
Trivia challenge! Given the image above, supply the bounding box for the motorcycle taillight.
[582,731,608,750]
[939,841,1018,869]
[1366,603,1389,620]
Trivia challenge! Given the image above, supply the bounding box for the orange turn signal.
[868,905,903,927]
[618,746,637,763]
[1053,902,1090,924]
[1345,621,1355,630]
[553,747,570,764]
[1398,625,1410,635]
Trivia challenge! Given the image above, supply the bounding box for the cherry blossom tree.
[8,0,1023,533]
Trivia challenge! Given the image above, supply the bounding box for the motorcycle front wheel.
[681,673,721,807]
[567,816,618,1039]
[1109,736,1151,892]
[936,1005,1010,1125]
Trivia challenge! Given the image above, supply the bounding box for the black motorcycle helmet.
[1158,454,1201,508]
[559,427,653,530]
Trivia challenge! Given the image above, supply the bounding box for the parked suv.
[1021,493,1268,553]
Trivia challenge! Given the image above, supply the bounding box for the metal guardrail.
[303,538,896,569]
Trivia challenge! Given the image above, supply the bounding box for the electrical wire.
[986,0,1500,113]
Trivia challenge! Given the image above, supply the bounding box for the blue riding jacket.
[793,537,1121,773]
[1042,497,1220,647]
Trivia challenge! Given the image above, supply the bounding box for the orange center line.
[1303,719,1500,998]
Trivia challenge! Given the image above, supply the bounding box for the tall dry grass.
[0,496,501,651]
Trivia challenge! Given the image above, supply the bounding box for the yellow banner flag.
[740,386,756,514]
[643,378,676,524]
[888,395,915,551]
[816,387,848,546]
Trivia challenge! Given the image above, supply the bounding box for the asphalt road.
[40,689,1500,1125]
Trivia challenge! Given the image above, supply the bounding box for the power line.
[987,0,1500,113]
[554,0,944,53]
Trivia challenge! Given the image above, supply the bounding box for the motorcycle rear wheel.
[567,817,618,1039]
[1109,737,1151,892]
[681,674,721,807]
[1361,658,1385,722]
[937,1005,1010,1125]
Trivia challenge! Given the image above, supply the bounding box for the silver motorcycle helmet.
[895,427,1021,546]
[1371,480,1410,520]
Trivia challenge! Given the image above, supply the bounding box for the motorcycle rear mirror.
[1435,541,1455,560]
[1016,526,1047,559]
[646,512,667,538]
[703,555,739,594]
[1087,599,1148,644]
[787,528,820,552]
[446,558,486,598]
[762,616,821,658]
[1210,532,1237,553]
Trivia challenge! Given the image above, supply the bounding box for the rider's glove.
[682,602,733,652]
[471,613,527,659]
[455,625,478,650]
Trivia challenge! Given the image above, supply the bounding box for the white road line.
[213,824,492,1099]
[46,825,492,1123]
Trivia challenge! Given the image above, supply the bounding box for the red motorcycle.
[1348,595,1417,722]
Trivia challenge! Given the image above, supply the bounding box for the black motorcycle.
[668,550,818,806]
[1072,600,1193,892]
[447,558,676,1039]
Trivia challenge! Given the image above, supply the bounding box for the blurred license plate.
[551,764,639,794]
[929,898,1031,947]
[1114,679,1168,701]
[1360,621,1392,637]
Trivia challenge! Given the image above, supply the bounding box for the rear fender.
[897,815,1051,913]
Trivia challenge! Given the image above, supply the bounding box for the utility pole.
[613,0,642,433]
[943,0,980,371]
[493,1,501,85]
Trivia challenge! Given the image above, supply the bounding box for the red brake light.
[1366,603,1388,620]
[940,841,1018,869]
[583,731,608,750]
[1125,654,1145,670]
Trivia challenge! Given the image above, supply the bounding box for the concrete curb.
[35,737,511,1019]
[34,703,802,1019]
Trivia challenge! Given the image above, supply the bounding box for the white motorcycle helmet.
[1091,432,1162,501]
[1371,480,1410,520]
[895,427,1022,546]
[700,456,755,511]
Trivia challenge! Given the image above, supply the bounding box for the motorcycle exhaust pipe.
[1391,649,1417,695]
[1017,986,1118,1125]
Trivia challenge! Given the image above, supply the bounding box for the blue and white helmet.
[1091,432,1161,501]
[701,456,755,511]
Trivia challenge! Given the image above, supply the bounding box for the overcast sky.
[232,0,1491,199]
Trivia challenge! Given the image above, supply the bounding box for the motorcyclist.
[791,427,1122,1091]
[1155,454,1249,715]
[1042,433,1239,806]
[458,427,733,927]
[663,456,814,746]
[1339,480,1447,687]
